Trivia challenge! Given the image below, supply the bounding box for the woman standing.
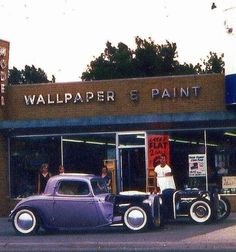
[101,167,111,191]
[58,165,65,175]
[37,163,52,194]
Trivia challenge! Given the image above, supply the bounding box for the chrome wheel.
[189,199,212,224]
[13,209,39,235]
[124,206,148,231]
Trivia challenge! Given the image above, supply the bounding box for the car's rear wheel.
[189,199,212,224]
[13,208,39,235]
[218,196,231,220]
[123,206,148,232]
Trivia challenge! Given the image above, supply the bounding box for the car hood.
[119,191,150,196]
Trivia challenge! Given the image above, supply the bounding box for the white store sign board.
[188,154,207,177]
[222,176,236,189]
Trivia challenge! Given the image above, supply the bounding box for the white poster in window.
[222,176,236,189]
[189,154,206,177]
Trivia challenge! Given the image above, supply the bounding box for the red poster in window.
[148,135,170,169]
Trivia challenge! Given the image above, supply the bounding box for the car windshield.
[91,178,109,195]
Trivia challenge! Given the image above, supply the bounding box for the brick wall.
[3,74,225,121]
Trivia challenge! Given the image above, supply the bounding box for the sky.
[0,0,234,82]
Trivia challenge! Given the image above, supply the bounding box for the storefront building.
[1,40,236,216]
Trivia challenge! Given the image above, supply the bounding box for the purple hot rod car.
[9,173,230,235]
[9,174,162,235]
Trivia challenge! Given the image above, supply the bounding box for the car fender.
[114,194,149,215]
[114,194,161,227]
[9,199,54,229]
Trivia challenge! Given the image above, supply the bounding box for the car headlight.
[202,193,210,200]
[143,199,152,206]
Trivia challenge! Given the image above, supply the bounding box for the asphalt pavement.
[1,214,236,252]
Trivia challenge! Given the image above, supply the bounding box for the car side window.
[58,181,90,196]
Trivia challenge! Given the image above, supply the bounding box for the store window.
[118,133,145,147]
[10,129,236,198]
[10,133,116,198]
[10,136,61,198]
[207,129,236,194]
[148,129,236,194]
[147,130,206,192]
[169,130,206,190]
[62,133,116,175]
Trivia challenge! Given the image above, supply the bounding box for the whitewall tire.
[13,209,39,235]
[189,199,212,224]
[124,206,148,231]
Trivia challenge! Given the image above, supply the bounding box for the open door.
[119,147,146,192]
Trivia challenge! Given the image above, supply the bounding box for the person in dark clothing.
[101,167,111,191]
[58,165,65,175]
[37,163,52,194]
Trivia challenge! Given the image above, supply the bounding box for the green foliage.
[201,52,225,74]
[8,67,23,85]
[82,42,134,80]
[8,65,50,85]
[81,37,225,81]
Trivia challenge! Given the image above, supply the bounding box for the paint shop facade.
[1,40,236,215]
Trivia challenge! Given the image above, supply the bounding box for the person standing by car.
[101,167,111,191]
[153,154,172,193]
[154,154,175,223]
[58,165,65,175]
[37,163,52,194]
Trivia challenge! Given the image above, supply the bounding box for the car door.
[52,180,100,228]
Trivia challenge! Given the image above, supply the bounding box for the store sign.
[151,86,200,99]
[222,176,236,189]
[188,154,206,177]
[23,85,201,106]
[0,41,9,106]
[0,45,7,106]
[148,135,170,169]
[24,91,116,105]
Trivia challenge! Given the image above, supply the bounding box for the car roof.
[57,173,96,178]
[52,173,101,182]
[44,173,101,194]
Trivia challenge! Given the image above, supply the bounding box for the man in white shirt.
[154,154,172,193]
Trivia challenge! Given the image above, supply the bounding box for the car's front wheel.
[189,199,212,224]
[123,206,148,232]
[13,208,39,235]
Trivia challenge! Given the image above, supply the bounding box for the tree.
[8,65,50,85]
[82,41,134,80]
[133,37,161,77]
[8,67,24,85]
[81,37,224,81]
[201,52,224,74]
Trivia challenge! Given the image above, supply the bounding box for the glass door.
[117,132,147,192]
[119,148,146,191]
